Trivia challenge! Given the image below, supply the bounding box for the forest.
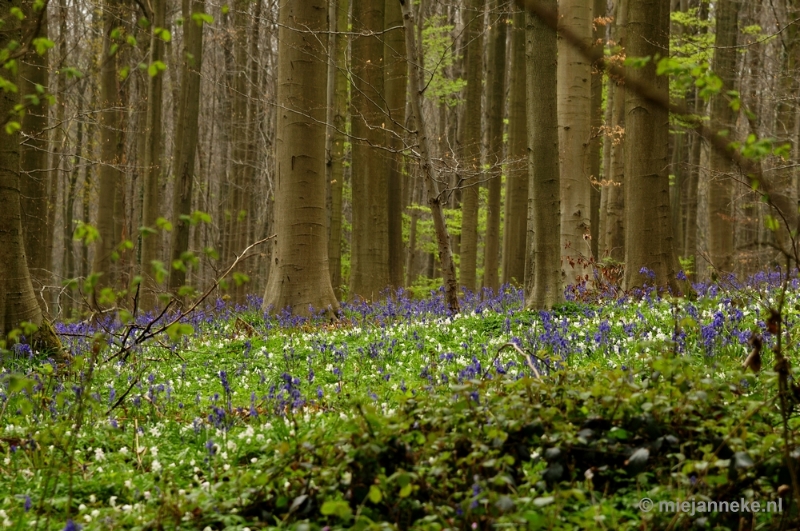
[2,0,800,529]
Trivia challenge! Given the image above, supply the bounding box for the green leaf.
[156,217,173,232]
[10,7,24,20]
[147,60,166,77]
[5,121,21,135]
[192,12,214,26]
[368,485,382,503]
[399,483,412,498]
[32,37,54,55]
[166,323,194,342]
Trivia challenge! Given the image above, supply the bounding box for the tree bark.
[262,0,340,317]
[458,0,483,292]
[706,0,739,275]
[90,0,124,311]
[140,0,167,310]
[327,0,348,300]
[169,0,206,295]
[385,0,407,290]
[350,0,390,300]
[0,1,61,354]
[19,1,50,311]
[557,0,593,286]
[524,3,563,309]
[622,0,678,292]
[603,0,626,262]
[483,0,507,291]
[502,8,528,286]
[588,0,605,260]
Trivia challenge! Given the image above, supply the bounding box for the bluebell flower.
[24,494,31,512]
[62,519,81,531]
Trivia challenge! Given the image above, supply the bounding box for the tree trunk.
[140,0,167,310]
[90,0,123,311]
[557,0,593,286]
[458,0,483,292]
[327,0,348,300]
[0,2,60,354]
[706,0,739,275]
[386,0,407,290]
[19,1,50,311]
[623,0,678,292]
[524,4,563,309]
[483,0,507,291]
[588,0,605,260]
[169,0,205,295]
[502,8,528,286]
[262,0,340,317]
[350,0,390,300]
[400,0,460,314]
[603,0,626,262]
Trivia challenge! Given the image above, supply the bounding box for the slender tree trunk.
[706,0,739,275]
[169,0,205,295]
[603,0,626,262]
[623,0,678,291]
[557,0,593,286]
[140,0,167,310]
[350,0,389,300]
[502,8,528,286]
[19,2,50,311]
[458,0,483,292]
[327,0,348,300]
[262,0,340,317]
[589,0,605,260]
[524,4,563,309]
[483,0,507,291]
[90,0,123,311]
[386,0,407,290]
[401,0,459,313]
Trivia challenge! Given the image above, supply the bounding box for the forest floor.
[1,273,799,530]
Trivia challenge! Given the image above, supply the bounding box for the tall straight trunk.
[51,0,68,314]
[243,0,262,295]
[458,0,483,292]
[524,4,563,309]
[557,0,593,286]
[502,8,528,286]
[483,0,507,291]
[623,0,678,291]
[19,1,50,310]
[262,0,339,317]
[604,0,626,262]
[140,0,167,310]
[350,0,389,300]
[400,0,460,314]
[0,0,45,340]
[386,0,407,290]
[63,102,84,319]
[169,0,205,294]
[706,0,739,275]
[90,0,123,311]
[327,0,348,300]
[588,0,605,260]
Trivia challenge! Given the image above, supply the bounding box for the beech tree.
[524,2,563,309]
[622,0,679,291]
[262,0,339,317]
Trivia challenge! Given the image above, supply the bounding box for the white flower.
[78,504,86,511]
[83,515,92,523]
[91,510,99,518]
[151,460,162,473]
[94,448,106,462]
[342,471,352,485]
[250,457,258,464]
[89,495,96,503]
[226,440,237,451]
[143,491,151,500]
[109,496,117,507]
[125,480,133,489]
[119,447,129,456]
[150,446,159,457]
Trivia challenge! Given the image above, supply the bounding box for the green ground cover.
[1,271,800,530]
